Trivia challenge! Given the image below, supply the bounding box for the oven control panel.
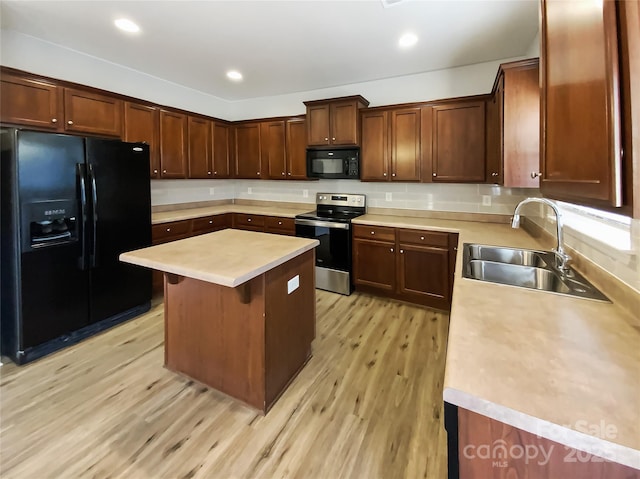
[316,193,366,208]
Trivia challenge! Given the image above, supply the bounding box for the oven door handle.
[295,218,350,230]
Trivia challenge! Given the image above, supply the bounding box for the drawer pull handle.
[400,249,404,254]
[371,231,375,235]
[209,220,213,224]
[166,228,171,232]
[67,120,74,125]
[278,221,282,225]
[51,118,57,123]
[247,218,252,222]
[390,248,394,253]
[208,171,212,175]
[420,236,424,240]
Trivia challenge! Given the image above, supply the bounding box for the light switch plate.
[303,189,309,198]
[209,188,215,195]
[385,192,392,202]
[248,187,253,195]
[287,275,300,294]
[482,195,491,206]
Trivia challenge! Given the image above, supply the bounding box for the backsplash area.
[150,179,534,215]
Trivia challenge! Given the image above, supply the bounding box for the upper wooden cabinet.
[159,109,188,179]
[234,122,262,179]
[486,59,540,188]
[285,118,308,180]
[123,102,160,178]
[0,73,62,130]
[63,88,122,137]
[262,120,287,179]
[430,100,486,183]
[304,96,369,147]
[188,116,213,179]
[212,122,231,179]
[540,0,638,213]
[361,107,421,181]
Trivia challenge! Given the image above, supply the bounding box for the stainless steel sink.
[462,244,609,302]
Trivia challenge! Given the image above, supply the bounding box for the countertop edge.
[443,387,640,470]
[120,239,319,287]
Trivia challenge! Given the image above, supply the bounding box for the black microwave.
[306,149,359,179]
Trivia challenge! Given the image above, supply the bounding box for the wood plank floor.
[0,291,449,479]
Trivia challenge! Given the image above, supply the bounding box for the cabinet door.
[124,102,159,178]
[285,118,307,179]
[262,121,287,179]
[307,105,331,146]
[390,107,421,181]
[503,63,540,188]
[188,116,212,179]
[360,110,389,181]
[0,73,62,130]
[432,101,486,182]
[63,88,122,137]
[235,123,262,179]
[330,101,359,145]
[541,0,622,207]
[353,239,396,291]
[398,243,450,309]
[485,76,504,184]
[159,110,188,178]
[212,122,231,178]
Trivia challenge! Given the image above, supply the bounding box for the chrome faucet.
[511,197,571,272]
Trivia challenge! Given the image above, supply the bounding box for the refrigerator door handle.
[77,163,89,270]
[88,164,98,268]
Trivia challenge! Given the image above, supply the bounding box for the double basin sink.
[462,244,609,302]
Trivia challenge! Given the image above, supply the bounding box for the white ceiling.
[0,0,539,101]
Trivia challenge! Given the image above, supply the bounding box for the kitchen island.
[120,229,319,413]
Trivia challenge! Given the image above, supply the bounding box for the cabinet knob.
[370,231,375,235]
[324,137,328,141]
[282,172,285,176]
[420,236,424,240]
[491,172,499,177]
[257,172,261,176]
[392,173,396,177]
[209,220,213,224]
[153,169,158,174]
[287,172,291,176]
[332,137,336,141]
[278,221,282,225]
[531,171,542,179]
[208,171,212,175]
[400,249,404,254]
[214,171,217,175]
[67,120,73,125]
[432,173,437,177]
[390,248,394,253]
[383,172,387,177]
[166,228,171,232]
[247,218,252,222]
[163,169,167,173]
[51,118,57,123]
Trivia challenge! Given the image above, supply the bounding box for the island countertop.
[120,229,319,287]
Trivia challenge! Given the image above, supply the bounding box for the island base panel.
[163,249,316,413]
[164,274,266,409]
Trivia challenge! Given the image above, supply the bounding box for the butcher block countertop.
[353,214,640,469]
[120,229,318,287]
[152,204,312,224]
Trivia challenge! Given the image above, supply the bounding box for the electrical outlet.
[385,192,392,202]
[209,188,215,195]
[303,189,309,198]
[482,195,491,206]
[248,187,252,195]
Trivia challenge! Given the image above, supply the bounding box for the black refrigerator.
[1,128,152,364]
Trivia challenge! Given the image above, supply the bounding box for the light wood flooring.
[0,291,449,479]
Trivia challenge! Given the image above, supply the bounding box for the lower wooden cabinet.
[233,213,266,232]
[265,216,296,236]
[353,224,458,310]
[445,403,640,479]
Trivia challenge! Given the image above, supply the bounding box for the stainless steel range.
[295,193,366,295]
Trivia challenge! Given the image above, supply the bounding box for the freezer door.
[85,139,151,324]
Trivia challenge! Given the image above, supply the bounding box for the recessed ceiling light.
[226,70,243,81]
[399,33,418,48]
[114,18,140,33]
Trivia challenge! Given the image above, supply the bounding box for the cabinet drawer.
[192,214,230,234]
[353,224,395,242]
[152,220,191,243]
[397,229,449,247]
[265,216,294,230]
[233,213,266,229]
